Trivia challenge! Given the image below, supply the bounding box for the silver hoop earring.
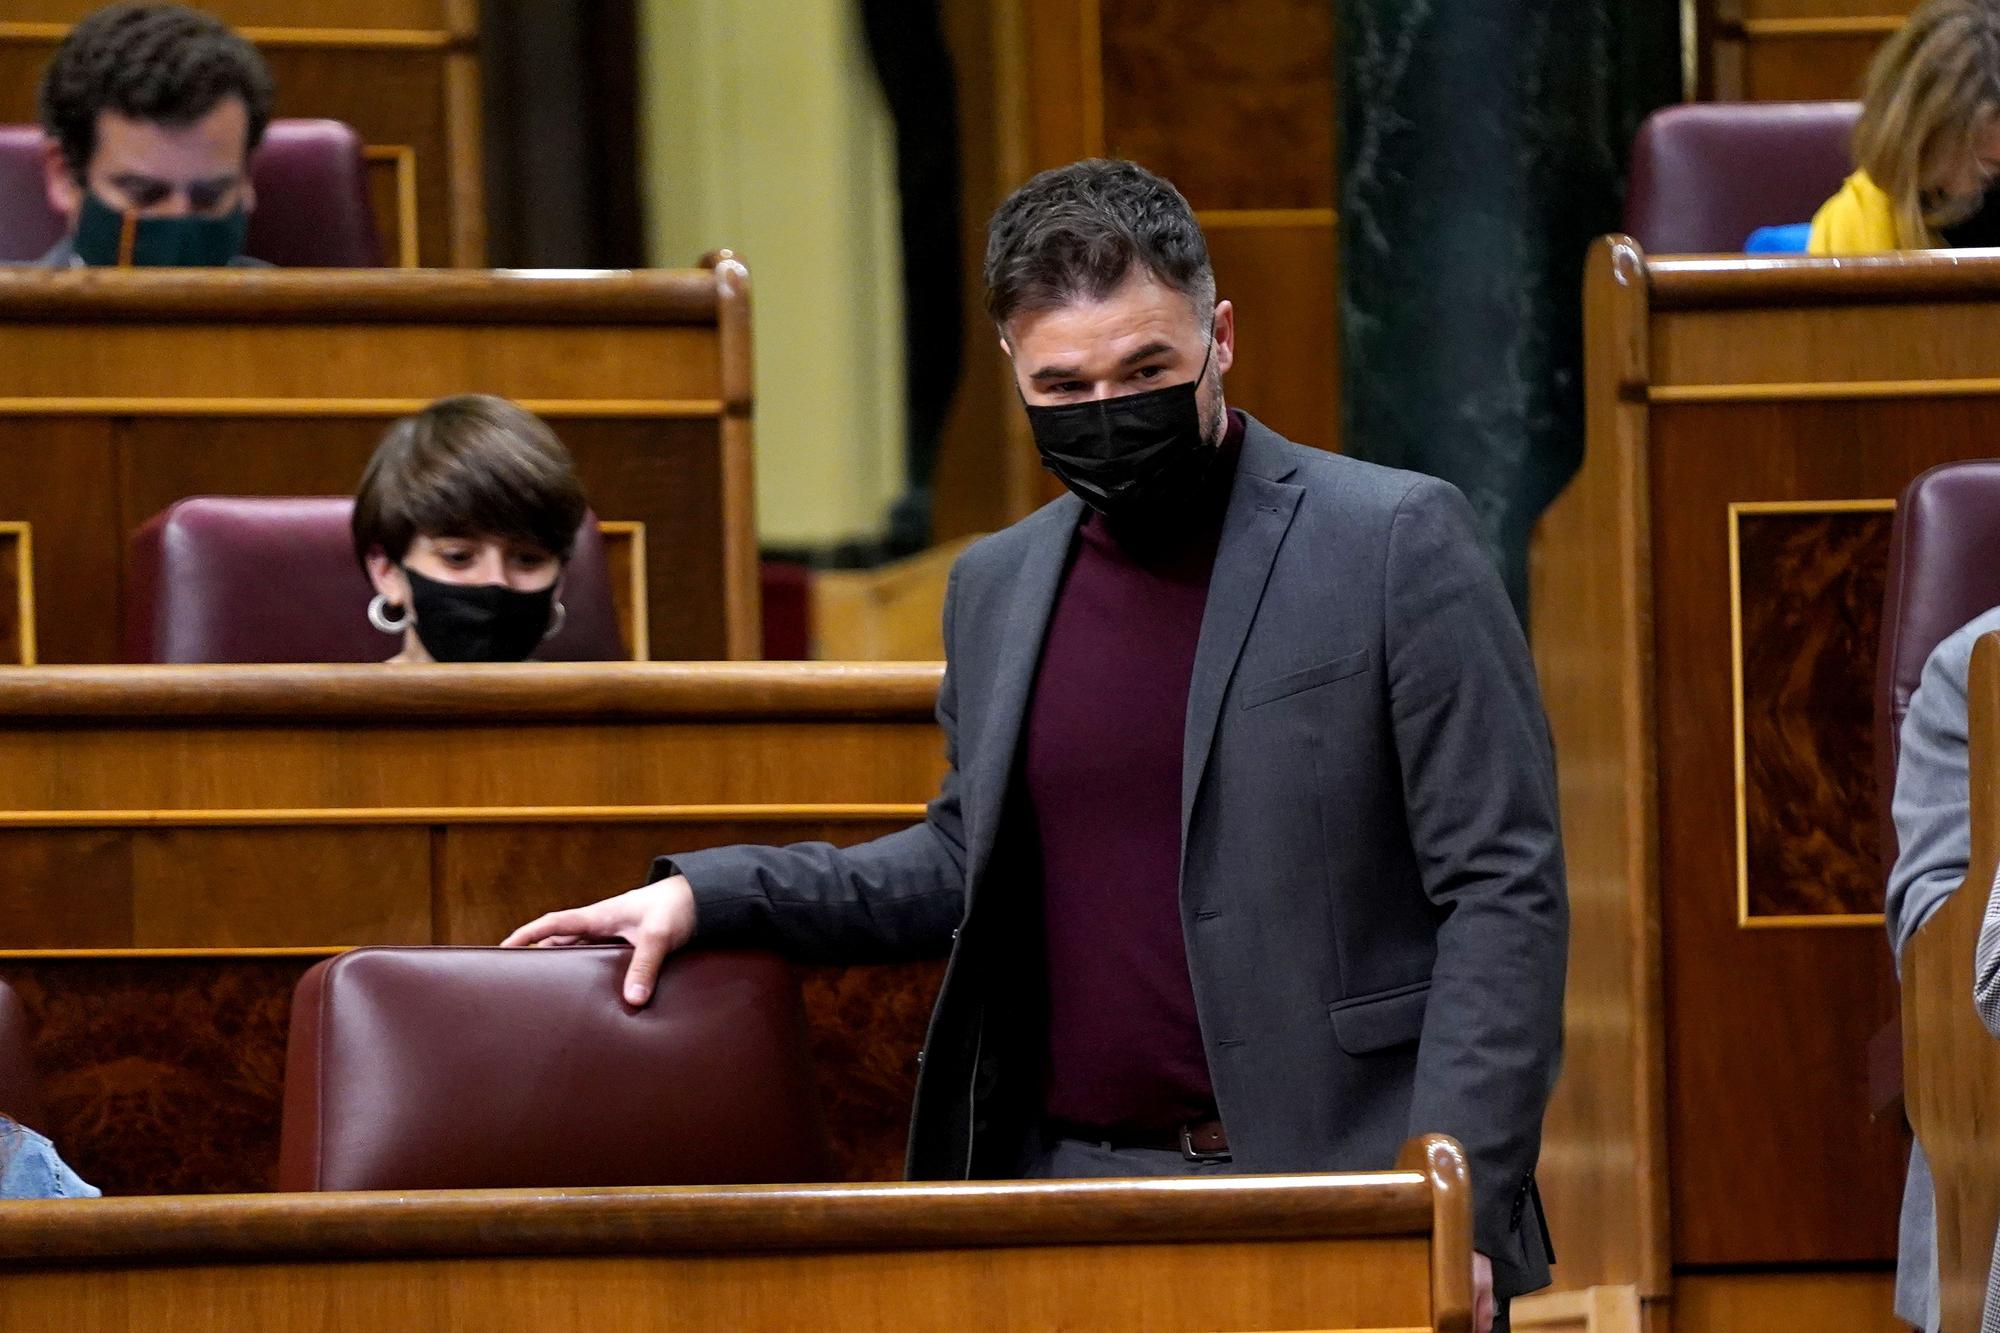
[542,600,567,642]
[368,594,409,634]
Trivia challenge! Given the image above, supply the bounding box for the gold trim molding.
[0,521,33,667]
[1196,208,1338,230]
[362,145,422,269]
[1728,499,1895,930]
[0,802,928,829]
[0,21,465,51]
[0,397,723,419]
[1730,16,1904,39]
[1653,378,2000,404]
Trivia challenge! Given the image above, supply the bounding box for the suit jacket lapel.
[963,494,1083,888]
[1181,423,1303,842]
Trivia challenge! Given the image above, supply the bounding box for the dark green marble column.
[1337,0,1679,616]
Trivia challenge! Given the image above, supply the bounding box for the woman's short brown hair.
[351,394,588,567]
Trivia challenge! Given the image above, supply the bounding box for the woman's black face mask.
[1021,341,1219,523]
[1942,181,2000,248]
[404,567,556,662]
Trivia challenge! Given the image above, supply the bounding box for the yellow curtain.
[639,0,909,549]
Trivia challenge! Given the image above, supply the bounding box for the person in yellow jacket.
[1810,0,2000,254]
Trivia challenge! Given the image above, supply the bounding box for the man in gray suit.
[508,159,1568,1332]
[30,5,270,268]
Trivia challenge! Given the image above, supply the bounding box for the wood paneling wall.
[1699,1,1908,101]
[0,0,481,266]
[932,0,1339,541]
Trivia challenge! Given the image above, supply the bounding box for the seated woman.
[353,394,588,664]
[0,1116,97,1199]
[1811,0,2000,253]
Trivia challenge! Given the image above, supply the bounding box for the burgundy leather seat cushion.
[0,118,381,266]
[0,980,47,1135]
[277,946,829,1191]
[1624,101,1860,253]
[124,495,625,663]
[1875,460,2000,867]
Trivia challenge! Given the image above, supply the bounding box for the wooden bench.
[0,662,945,1194]
[0,1137,1473,1332]
[0,263,757,662]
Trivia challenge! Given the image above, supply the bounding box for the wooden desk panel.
[0,1155,1471,1332]
[0,267,757,662]
[1533,241,2000,1307]
[0,664,947,1195]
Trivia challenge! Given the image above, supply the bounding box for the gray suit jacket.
[667,415,1569,1297]
[1887,605,2000,1333]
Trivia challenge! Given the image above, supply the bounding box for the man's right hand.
[500,874,697,1006]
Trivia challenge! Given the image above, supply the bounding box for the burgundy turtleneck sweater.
[1022,409,1245,1132]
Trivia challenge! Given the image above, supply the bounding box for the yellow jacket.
[1808,170,1910,253]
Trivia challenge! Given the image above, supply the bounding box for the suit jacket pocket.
[1239,648,1371,710]
[1327,979,1430,1055]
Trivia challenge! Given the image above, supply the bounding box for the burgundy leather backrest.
[0,979,47,1135]
[277,947,829,1191]
[123,495,625,663]
[0,125,63,262]
[1624,101,1861,253]
[1875,461,2000,870]
[0,119,381,267]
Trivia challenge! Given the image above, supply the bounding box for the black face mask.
[1022,343,1221,524]
[404,568,556,663]
[71,191,248,267]
[1942,182,2000,248]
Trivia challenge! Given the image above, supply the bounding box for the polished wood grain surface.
[0,524,29,666]
[1098,0,1334,212]
[0,268,754,662]
[1511,1285,1642,1333]
[0,1250,1431,1333]
[0,662,940,720]
[0,1,480,266]
[1734,506,1892,921]
[1668,1271,1902,1333]
[0,1168,1445,1260]
[0,1143,1469,1332]
[1531,238,2000,1290]
[0,663,948,1194]
[1903,633,2000,1333]
[0,267,720,322]
[1526,238,1671,1299]
[1700,0,1899,100]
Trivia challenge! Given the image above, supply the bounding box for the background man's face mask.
[1022,341,1219,523]
[71,191,248,267]
[404,568,558,663]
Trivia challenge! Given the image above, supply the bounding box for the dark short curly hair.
[983,158,1215,332]
[38,4,273,181]
[352,396,589,567]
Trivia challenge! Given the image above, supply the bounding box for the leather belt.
[1054,1117,1231,1163]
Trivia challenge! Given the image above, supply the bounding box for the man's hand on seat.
[501,874,697,1005]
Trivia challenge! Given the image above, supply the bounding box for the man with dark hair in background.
[33,2,272,267]
[509,158,1568,1333]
